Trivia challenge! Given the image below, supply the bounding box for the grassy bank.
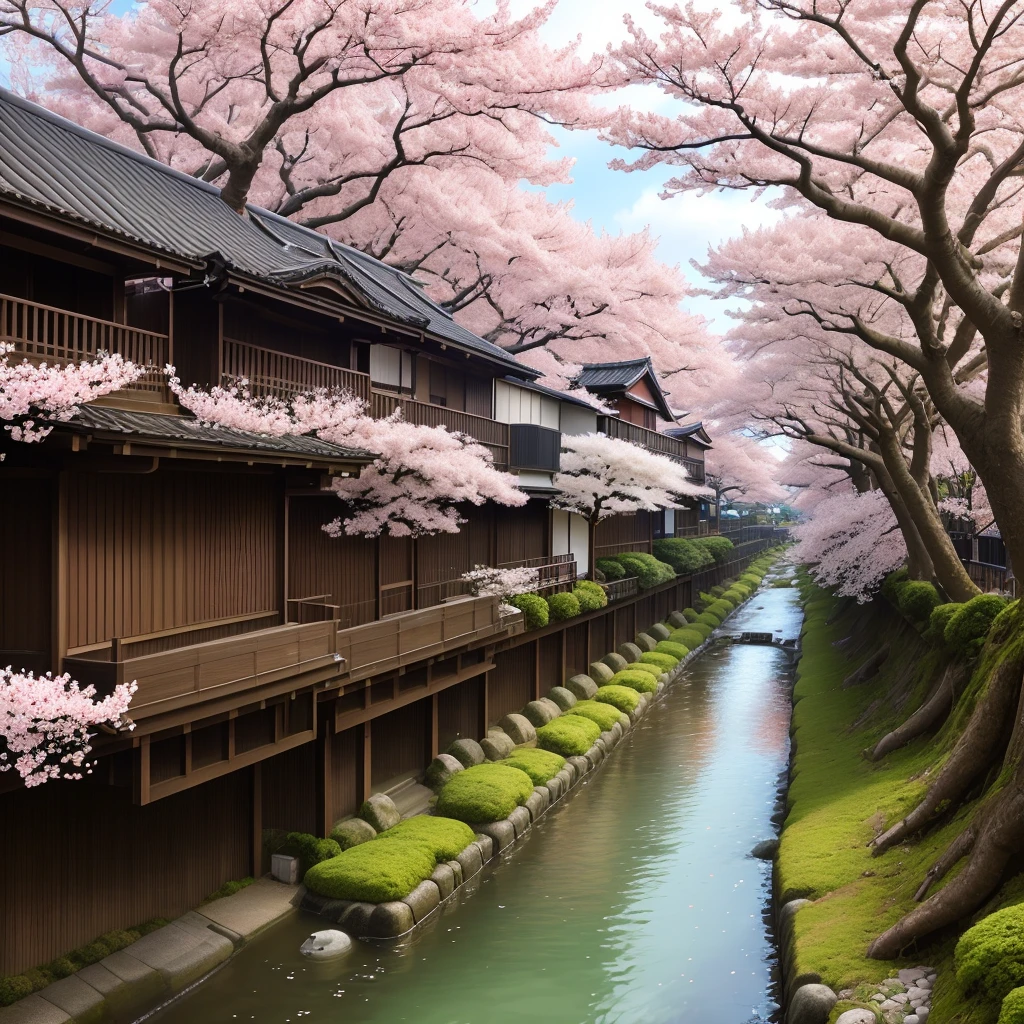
[782,580,1023,1024]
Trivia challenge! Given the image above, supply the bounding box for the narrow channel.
[151,585,803,1024]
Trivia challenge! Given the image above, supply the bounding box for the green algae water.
[151,585,802,1024]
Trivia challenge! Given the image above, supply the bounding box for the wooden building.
[0,89,718,976]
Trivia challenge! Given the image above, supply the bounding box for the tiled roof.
[65,405,371,463]
[574,357,675,420]
[0,89,532,376]
[664,421,713,447]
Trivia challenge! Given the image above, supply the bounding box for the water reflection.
[151,588,802,1024]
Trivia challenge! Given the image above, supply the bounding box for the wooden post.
[430,693,439,758]
[532,640,541,701]
[317,716,333,836]
[51,470,68,673]
[135,735,151,806]
[361,721,372,801]
[480,671,490,735]
[251,762,263,876]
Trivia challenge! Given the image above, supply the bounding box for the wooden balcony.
[602,577,639,603]
[371,390,510,467]
[1,292,168,394]
[221,338,371,401]
[598,415,705,482]
[64,620,342,724]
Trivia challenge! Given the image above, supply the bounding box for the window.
[370,345,414,394]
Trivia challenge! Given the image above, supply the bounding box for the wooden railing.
[602,576,639,603]
[371,390,510,467]
[1,292,168,393]
[963,559,1015,596]
[597,416,705,482]
[499,552,577,592]
[221,338,371,401]
[63,620,341,721]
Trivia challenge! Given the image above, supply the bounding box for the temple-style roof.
[0,89,533,378]
[64,405,371,468]
[664,421,714,449]
[574,357,675,421]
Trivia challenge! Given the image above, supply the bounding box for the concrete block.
[525,786,549,820]
[197,878,298,940]
[456,842,483,880]
[125,918,233,992]
[31,978,103,1024]
[474,834,494,863]
[547,686,577,711]
[0,995,71,1024]
[603,652,629,672]
[648,623,672,641]
[522,700,559,728]
[634,633,658,652]
[446,859,464,887]
[474,819,515,851]
[430,863,456,901]
[447,738,485,768]
[401,880,441,924]
[359,793,401,832]
[565,674,599,700]
[507,805,531,839]
[499,713,536,745]
[366,902,414,938]
[271,854,299,885]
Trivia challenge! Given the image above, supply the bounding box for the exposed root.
[843,645,890,689]
[869,784,1024,959]
[867,664,962,762]
[914,826,976,902]
[870,655,1023,855]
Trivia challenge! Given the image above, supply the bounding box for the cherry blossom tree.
[460,565,539,599]
[605,0,1024,949]
[0,344,144,447]
[1,667,137,787]
[552,431,707,574]
[167,369,527,536]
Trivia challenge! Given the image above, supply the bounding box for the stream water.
[151,583,803,1024]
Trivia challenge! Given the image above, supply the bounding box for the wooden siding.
[329,725,364,822]
[0,771,251,976]
[437,678,482,750]
[487,643,535,724]
[261,743,317,837]
[538,634,561,694]
[589,612,613,662]
[222,297,350,368]
[565,623,588,679]
[64,470,278,651]
[371,701,427,786]
[594,511,653,559]
[288,496,377,627]
[416,505,492,608]
[496,501,549,565]
[379,535,414,616]
[0,474,51,671]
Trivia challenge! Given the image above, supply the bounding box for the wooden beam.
[430,693,439,759]
[252,762,263,877]
[361,721,372,802]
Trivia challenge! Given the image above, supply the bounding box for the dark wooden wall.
[64,470,279,651]
[417,506,492,607]
[371,701,427,787]
[288,496,377,627]
[496,501,549,564]
[487,643,535,724]
[223,297,349,367]
[261,744,317,838]
[1,474,51,671]
[0,771,251,976]
[438,679,482,751]
[329,725,364,823]
[594,511,653,558]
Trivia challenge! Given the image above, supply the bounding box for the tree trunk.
[866,663,961,761]
[870,651,1024,854]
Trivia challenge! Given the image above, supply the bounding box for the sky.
[496,0,782,330]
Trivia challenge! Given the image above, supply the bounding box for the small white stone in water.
[905,1017,920,1024]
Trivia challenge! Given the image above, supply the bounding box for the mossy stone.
[522,699,559,727]
[547,686,577,711]
[617,642,643,663]
[366,901,414,938]
[588,661,617,684]
[648,623,672,641]
[446,737,485,768]
[424,753,464,791]
[566,674,599,699]
[602,652,630,673]
[666,611,689,629]
[359,793,401,832]
[401,879,441,924]
[634,633,657,652]
[329,817,378,850]
[499,713,536,745]
[480,733,515,761]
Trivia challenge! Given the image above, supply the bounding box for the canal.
[151,582,802,1024]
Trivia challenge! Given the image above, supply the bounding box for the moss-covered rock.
[655,640,690,660]
[435,763,534,823]
[566,673,599,699]
[594,684,642,714]
[671,627,708,649]
[648,622,672,641]
[480,729,515,761]
[536,715,602,757]
[696,611,721,629]
[897,580,943,623]
[617,642,644,663]
[1000,987,1024,1024]
[634,633,658,652]
[945,594,1008,659]
[565,700,628,732]
[499,713,536,745]
[499,747,566,785]
[608,669,660,693]
[682,607,700,622]
[666,611,689,629]
[522,699,560,728]
[602,652,630,673]
[640,651,679,672]
[359,793,401,833]
[956,903,1024,1001]
[424,753,465,791]
[328,817,377,850]
[588,661,616,684]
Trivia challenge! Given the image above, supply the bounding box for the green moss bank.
[781,579,1024,1024]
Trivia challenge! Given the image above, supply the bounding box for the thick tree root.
[870,655,1023,855]
[869,785,1024,959]
[843,645,891,689]
[914,827,976,902]
[866,664,962,762]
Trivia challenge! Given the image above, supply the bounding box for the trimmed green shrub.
[1000,987,1024,1024]
[682,607,700,622]
[436,763,534,823]
[305,839,436,903]
[281,832,342,878]
[573,579,608,612]
[595,557,625,581]
[708,600,733,618]
[508,592,549,630]
[991,600,1022,644]
[944,593,1008,659]
[594,684,642,714]
[374,815,476,861]
[671,626,708,648]
[617,660,661,678]
[897,580,943,623]
[724,585,750,600]
[956,903,1024,1001]
[608,668,659,693]
[499,747,566,785]
[693,536,735,564]
[547,591,581,621]
[924,601,961,648]
[740,573,762,586]
[696,611,721,629]
[566,700,627,731]
[709,584,726,598]
[640,651,679,671]
[655,640,690,659]
[652,538,715,575]
[881,567,910,604]
[614,552,676,590]
[536,715,601,756]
